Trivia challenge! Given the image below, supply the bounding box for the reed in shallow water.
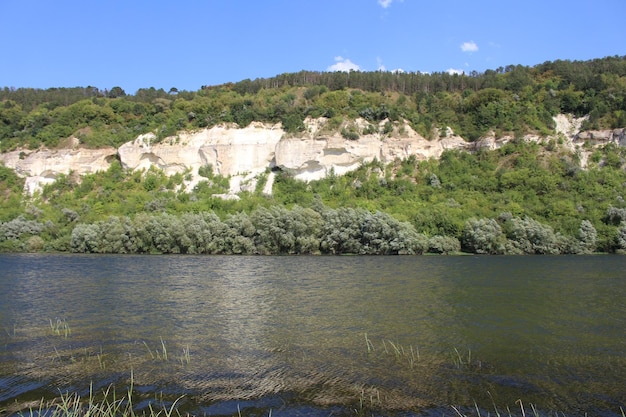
[17,374,185,417]
[49,318,71,338]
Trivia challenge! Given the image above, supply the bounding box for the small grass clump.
[364,333,420,369]
[18,375,184,417]
[49,318,71,338]
[180,345,191,365]
[452,347,471,370]
[143,338,169,361]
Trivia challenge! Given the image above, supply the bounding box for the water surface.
[0,254,624,415]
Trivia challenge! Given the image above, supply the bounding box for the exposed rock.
[575,129,621,144]
[551,114,626,167]
[117,118,472,192]
[1,115,624,196]
[0,146,117,195]
[117,122,283,192]
[472,132,544,152]
[554,114,587,138]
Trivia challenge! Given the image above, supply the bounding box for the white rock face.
[552,114,626,167]
[0,146,117,194]
[118,122,283,175]
[117,122,284,192]
[1,115,624,196]
[276,119,469,182]
[117,118,472,192]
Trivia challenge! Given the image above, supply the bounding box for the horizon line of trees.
[1,56,625,151]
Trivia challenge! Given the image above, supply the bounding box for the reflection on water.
[0,254,625,415]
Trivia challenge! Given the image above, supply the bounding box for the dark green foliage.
[2,56,625,151]
[0,164,24,222]
[340,127,360,140]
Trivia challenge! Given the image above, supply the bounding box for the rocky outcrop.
[0,144,117,195]
[275,127,467,182]
[0,115,623,196]
[575,129,626,146]
[118,118,469,195]
[554,114,626,167]
[117,122,284,193]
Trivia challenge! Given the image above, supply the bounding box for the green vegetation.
[2,56,625,151]
[1,56,626,255]
[1,138,626,255]
[18,377,184,417]
[49,318,71,338]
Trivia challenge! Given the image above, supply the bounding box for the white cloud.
[446,68,465,75]
[377,57,405,73]
[377,57,386,71]
[378,0,393,8]
[460,41,479,53]
[327,56,360,72]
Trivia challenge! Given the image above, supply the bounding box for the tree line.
[1,56,625,150]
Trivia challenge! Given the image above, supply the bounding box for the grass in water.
[453,347,472,369]
[143,338,169,361]
[180,344,191,365]
[364,334,421,369]
[49,318,71,338]
[18,373,184,417]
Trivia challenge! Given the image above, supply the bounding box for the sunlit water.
[0,254,624,416]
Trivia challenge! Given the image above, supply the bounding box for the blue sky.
[1,0,624,94]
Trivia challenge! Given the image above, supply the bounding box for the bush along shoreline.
[0,203,617,255]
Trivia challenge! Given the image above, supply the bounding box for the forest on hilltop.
[1,56,625,151]
[1,56,626,255]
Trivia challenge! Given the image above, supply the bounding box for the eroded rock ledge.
[1,116,624,196]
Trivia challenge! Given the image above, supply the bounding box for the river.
[0,254,624,416]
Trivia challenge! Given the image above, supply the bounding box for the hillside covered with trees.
[2,56,625,150]
[1,56,626,255]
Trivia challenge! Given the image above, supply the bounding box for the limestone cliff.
[0,140,117,195]
[0,116,624,196]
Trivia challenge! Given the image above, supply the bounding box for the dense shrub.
[427,235,461,254]
[462,218,507,254]
[1,216,44,241]
[65,205,430,255]
[616,222,626,250]
[575,220,598,254]
[320,208,427,255]
[502,216,561,254]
